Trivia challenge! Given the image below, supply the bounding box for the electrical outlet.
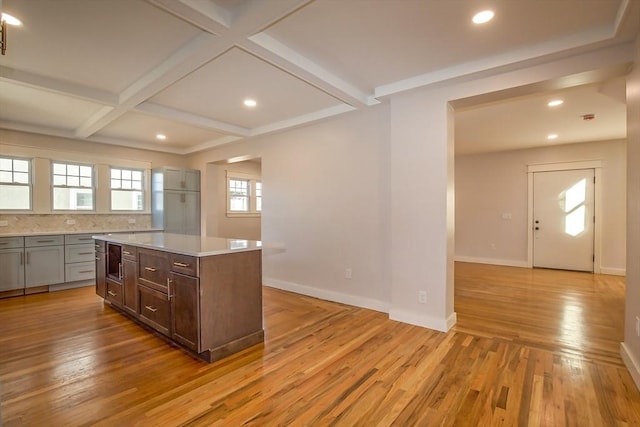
[128,218,136,224]
[0,220,8,227]
[66,219,76,225]
[418,291,427,304]
[345,268,352,279]
[636,316,640,337]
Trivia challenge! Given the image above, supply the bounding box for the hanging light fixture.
[1,13,23,56]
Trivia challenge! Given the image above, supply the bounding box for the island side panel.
[199,250,263,351]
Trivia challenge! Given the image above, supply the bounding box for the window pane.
[230,196,248,211]
[0,171,12,183]
[132,180,142,190]
[122,169,131,180]
[14,160,28,172]
[0,184,30,209]
[68,176,80,187]
[14,172,29,184]
[53,188,93,210]
[111,179,121,189]
[111,190,143,211]
[53,175,66,186]
[132,171,142,181]
[111,169,121,179]
[122,180,132,190]
[80,166,92,177]
[0,159,11,171]
[256,197,262,211]
[68,164,79,176]
[80,177,92,187]
[53,163,66,175]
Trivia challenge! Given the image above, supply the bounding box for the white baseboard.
[599,267,626,276]
[621,342,640,392]
[389,308,457,332]
[263,277,389,314]
[454,256,528,268]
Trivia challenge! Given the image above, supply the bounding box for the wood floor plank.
[1,262,640,425]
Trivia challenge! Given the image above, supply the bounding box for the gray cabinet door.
[25,246,65,287]
[0,248,25,291]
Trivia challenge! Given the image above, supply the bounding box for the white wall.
[190,105,392,312]
[456,140,627,273]
[622,36,640,390]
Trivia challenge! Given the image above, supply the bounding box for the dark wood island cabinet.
[93,233,263,363]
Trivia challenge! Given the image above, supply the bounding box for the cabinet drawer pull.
[144,266,157,272]
[107,290,117,296]
[78,251,94,255]
[0,242,8,245]
[123,251,131,255]
[77,237,92,241]
[173,262,189,268]
[79,270,93,274]
[36,239,55,243]
[144,305,158,312]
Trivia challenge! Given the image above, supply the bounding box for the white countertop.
[0,228,162,238]
[93,232,262,257]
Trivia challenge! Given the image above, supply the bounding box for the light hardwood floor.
[1,262,639,426]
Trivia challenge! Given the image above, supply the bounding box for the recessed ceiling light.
[156,134,167,140]
[472,10,494,24]
[547,99,564,107]
[1,13,22,26]
[244,99,257,107]
[547,134,559,140]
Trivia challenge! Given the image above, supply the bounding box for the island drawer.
[122,245,137,261]
[137,248,169,293]
[138,285,170,336]
[0,236,23,249]
[106,279,124,308]
[65,261,95,282]
[170,253,197,277]
[65,244,95,263]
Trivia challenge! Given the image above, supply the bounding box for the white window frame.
[0,156,32,211]
[52,161,95,211]
[109,166,145,211]
[226,171,261,217]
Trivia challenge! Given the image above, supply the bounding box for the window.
[0,156,31,210]
[110,167,144,211]
[52,162,94,210]
[226,172,261,216]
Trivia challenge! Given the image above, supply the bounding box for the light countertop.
[93,232,262,257]
[0,228,162,238]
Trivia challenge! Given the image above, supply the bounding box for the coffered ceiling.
[0,0,638,155]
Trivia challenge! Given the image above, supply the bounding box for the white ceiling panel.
[0,81,106,130]
[455,81,627,155]
[94,111,230,148]
[265,0,623,91]
[0,0,202,93]
[150,47,343,129]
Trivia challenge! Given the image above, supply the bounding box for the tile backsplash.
[0,214,153,235]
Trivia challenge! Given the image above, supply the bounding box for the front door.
[533,169,595,272]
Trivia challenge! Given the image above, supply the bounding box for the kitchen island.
[93,232,263,363]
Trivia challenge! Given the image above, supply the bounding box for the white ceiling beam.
[243,34,373,107]
[375,25,623,99]
[146,0,231,34]
[75,32,228,138]
[0,66,118,105]
[136,102,251,136]
[250,104,356,137]
[183,135,245,154]
[230,0,314,36]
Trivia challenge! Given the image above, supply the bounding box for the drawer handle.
[0,242,8,245]
[123,251,132,255]
[173,262,190,268]
[144,305,158,313]
[144,267,157,272]
[77,238,92,241]
[78,251,94,255]
[79,270,93,274]
[36,239,55,243]
[107,290,117,296]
